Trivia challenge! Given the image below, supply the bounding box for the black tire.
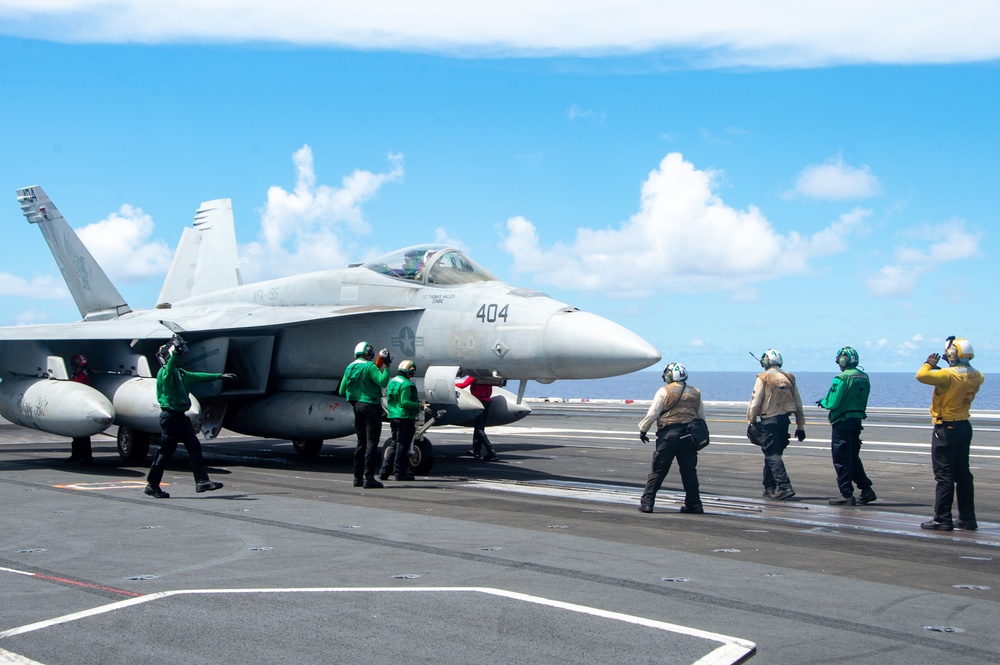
[117,427,151,463]
[409,437,434,475]
[292,439,323,458]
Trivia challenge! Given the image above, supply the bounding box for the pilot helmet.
[944,336,974,365]
[662,362,687,383]
[354,341,375,359]
[760,349,783,369]
[398,359,417,377]
[836,346,859,370]
[71,354,88,370]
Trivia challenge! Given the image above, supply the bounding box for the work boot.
[954,520,979,531]
[378,471,391,481]
[482,443,498,461]
[920,519,954,531]
[466,450,482,460]
[196,481,224,493]
[353,476,364,487]
[638,499,654,513]
[858,487,878,504]
[829,494,856,506]
[771,487,796,501]
[394,473,416,481]
[362,478,384,489]
[679,504,704,514]
[762,488,775,499]
[143,484,170,499]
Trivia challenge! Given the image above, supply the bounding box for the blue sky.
[0,2,998,372]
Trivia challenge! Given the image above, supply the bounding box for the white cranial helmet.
[662,362,687,383]
[944,336,974,365]
[760,349,783,369]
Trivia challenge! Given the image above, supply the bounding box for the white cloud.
[240,145,405,281]
[76,204,173,282]
[788,156,881,200]
[502,152,868,298]
[568,104,605,125]
[866,219,982,297]
[2,2,1000,67]
[0,273,67,299]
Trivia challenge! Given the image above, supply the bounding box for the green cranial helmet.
[836,346,859,370]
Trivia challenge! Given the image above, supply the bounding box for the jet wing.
[0,305,424,342]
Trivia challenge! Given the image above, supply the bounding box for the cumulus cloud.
[76,204,173,282]
[240,145,404,281]
[2,2,1000,67]
[502,152,869,298]
[788,156,881,200]
[0,273,67,299]
[866,219,982,297]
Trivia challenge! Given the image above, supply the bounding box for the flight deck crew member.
[339,341,391,489]
[747,349,805,501]
[916,336,985,531]
[638,363,705,514]
[818,346,877,506]
[379,360,419,481]
[144,335,235,498]
[456,375,497,460]
[65,354,95,467]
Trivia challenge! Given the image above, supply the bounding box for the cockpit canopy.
[363,245,499,285]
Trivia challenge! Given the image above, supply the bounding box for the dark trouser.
[471,400,494,455]
[147,410,210,487]
[69,437,93,461]
[760,414,792,491]
[931,420,975,524]
[352,401,383,480]
[641,424,701,509]
[831,419,872,497]
[380,418,415,477]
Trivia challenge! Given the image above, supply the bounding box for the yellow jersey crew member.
[916,336,985,531]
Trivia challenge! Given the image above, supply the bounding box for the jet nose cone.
[543,310,660,379]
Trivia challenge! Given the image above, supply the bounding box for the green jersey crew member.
[145,335,236,498]
[818,346,876,506]
[339,341,391,489]
[379,359,420,482]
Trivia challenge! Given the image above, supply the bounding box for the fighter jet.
[0,186,660,473]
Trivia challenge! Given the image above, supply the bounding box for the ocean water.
[524,371,1000,410]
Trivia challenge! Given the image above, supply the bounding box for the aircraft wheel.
[409,438,434,475]
[382,437,396,463]
[292,439,323,458]
[117,427,151,463]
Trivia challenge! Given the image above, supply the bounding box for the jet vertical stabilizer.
[156,198,242,307]
[17,186,131,321]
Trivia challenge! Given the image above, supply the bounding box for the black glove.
[925,353,940,369]
[640,432,650,444]
[795,429,806,442]
[221,373,237,381]
[379,348,392,365]
[815,400,822,407]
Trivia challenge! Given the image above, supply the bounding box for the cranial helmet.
[398,359,417,377]
[662,362,687,383]
[836,346,859,370]
[71,354,88,370]
[944,336,974,365]
[760,349,783,369]
[354,341,375,359]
